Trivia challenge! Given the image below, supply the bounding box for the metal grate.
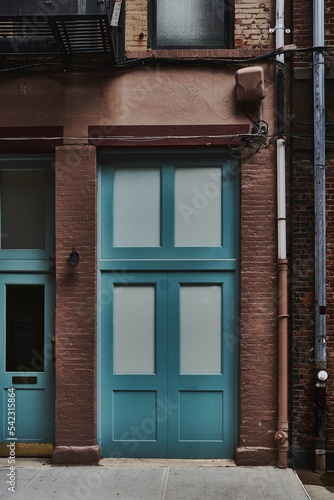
[52,18,113,54]
[0,0,120,63]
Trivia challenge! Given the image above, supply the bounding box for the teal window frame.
[0,155,55,269]
[99,149,239,271]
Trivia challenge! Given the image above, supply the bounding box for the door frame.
[0,271,55,445]
[97,148,240,458]
[0,155,55,455]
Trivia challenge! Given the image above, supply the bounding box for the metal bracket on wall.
[269,25,291,34]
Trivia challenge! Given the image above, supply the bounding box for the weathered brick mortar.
[125,0,275,56]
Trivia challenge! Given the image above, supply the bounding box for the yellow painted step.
[0,443,53,457]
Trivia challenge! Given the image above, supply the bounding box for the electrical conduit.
[313,0,327,475]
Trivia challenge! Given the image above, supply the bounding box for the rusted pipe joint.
[275,430,289,444]
[277,258,288,269]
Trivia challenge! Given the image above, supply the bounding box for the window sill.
[125,48,271,60]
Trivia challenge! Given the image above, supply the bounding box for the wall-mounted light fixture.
[67,247,79,266]
[235,66,265,103]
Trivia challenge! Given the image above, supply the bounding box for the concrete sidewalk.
[296,469,334,500]
[0,458,316,500]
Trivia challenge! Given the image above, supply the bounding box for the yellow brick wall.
[235,0,273,48]
[125,0,148,51]
[124,0,274,55]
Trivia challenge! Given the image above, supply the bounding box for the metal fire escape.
[0,0,123,65]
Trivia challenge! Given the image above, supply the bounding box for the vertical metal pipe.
[277,138,286,259]
[277,67,285,138]
[276,259,289,468]
[314,0,326,366]
[313,0,327,474]
[274,0,289,468]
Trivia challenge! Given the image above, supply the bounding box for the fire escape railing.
[0,0,123,65]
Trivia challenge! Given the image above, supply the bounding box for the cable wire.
[2,44,334,74]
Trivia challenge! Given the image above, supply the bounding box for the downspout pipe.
[313,0,327,475]
[273,0,289,469]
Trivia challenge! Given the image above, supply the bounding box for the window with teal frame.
[0,156,55,263]
[99,149,239,268]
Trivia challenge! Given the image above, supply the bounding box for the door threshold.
[0,456,236,468]
[98,458,236,468]
[0,443,53,457]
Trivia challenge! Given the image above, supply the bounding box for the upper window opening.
[1,170,46,250]
[152,0,232,49]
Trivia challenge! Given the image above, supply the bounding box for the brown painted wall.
[0,66,256,136]
[0,62,278,465]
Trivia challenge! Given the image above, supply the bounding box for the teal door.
[0,274,55,443]
[99,150,239,458]
[101,271,236,458]
[167,272,235,458]
[101,273,168,457]
[0,157,55,446]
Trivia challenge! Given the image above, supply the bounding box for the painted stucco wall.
[0,65,274,137]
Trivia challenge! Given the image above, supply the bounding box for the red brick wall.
[290,153,315,466]
[291,150,334,468]
[54,145,97,456]
[325,0,334,46]
[291,0,334,468]
[293,0,313,48]
[236,145,278,466]
[292,0,313,68]
[326,155,334,455]
[292,0,334,68]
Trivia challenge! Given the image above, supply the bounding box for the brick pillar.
[235,147,278,466]
[52,145,99,465]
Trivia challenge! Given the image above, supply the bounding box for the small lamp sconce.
[67,247,79,266]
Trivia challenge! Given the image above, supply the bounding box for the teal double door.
[101,271,236,458]
[99,149,239,459]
